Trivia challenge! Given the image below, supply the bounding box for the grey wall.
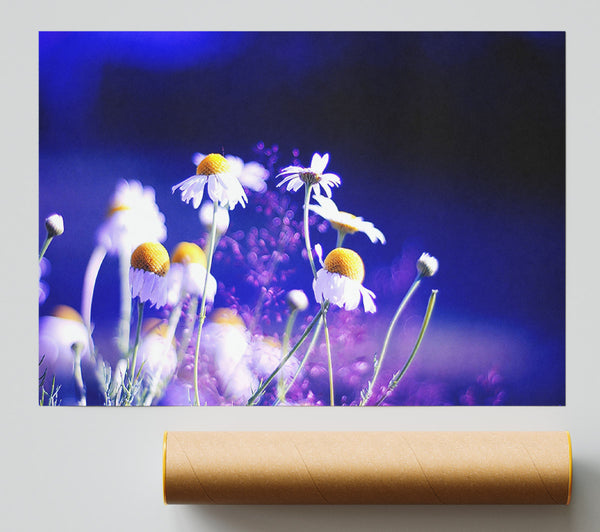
[2,1,599,531]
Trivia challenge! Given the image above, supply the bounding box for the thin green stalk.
[81,245,107,357]
[323,304,334,406]
[303,184,317,278]
[72,342,86,406]
[117,246,132,356]
[274,315,323,405]
[193,201,219,406]
[165,299,184,354]
[247,307,325,405]
[39,236,53,262]
[375,290,438,406]
[335,231,346,248]
[360,274,423,406]
[124,300,144,406]
[277,309,298,399]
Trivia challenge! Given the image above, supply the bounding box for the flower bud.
[45,213,64,237]
[286,289,309,312]
[417,252,439,277]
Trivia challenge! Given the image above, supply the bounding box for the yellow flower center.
[209,308,245,327]
[196,153,231,176]
[142,318,169,337]
[50,305,84,323]
[106,203,131,218]
[299,170,321,186]
[324,247,365,283]
[171,242,207,267]
[331,212,359,234]
[262,336,281,349]
[131,242,170,276]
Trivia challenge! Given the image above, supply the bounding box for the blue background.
[38,32,565,405]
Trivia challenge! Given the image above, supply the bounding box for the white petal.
[192,152,205,166]
[276,165,304,178]
[322,172,341,185]
[359,286,377,313]
[312,272,326,304]
[289,179,304,192]
[191,185,205,209]
[140,272,156,302]
[311,153,329,174]
[314,244,324,266]
[172,174,197,194]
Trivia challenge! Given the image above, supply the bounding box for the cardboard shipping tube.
[163,431,572,505]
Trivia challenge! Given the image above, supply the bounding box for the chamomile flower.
[97,180,167,255]
[136,319,178,405]
[129,242,170,308]
[39,305,89,379]
[309,196,386,244]
[249,336,299,381]
[166,242,217,306]
[173,153,248,210]
[277,152,341,197]
[313,245,376,313]
[193,152,269,193]
[202,309,255,404]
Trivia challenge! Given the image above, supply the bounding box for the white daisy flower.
[97,180,167,255]
[136,319,178,404]
[312,245,376,313]
[417,252,439,277]
[193,152,269,193]
[249,336,299,381]
[277,152,341,198]
[173,153,248,210]
[129,242,170,308]
[309,196,386,244]
[202,309,256,404]
[199,201,230,236]
[39,305,89,379]
[166,242,217,306]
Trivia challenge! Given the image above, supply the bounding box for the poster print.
[38,32,565,406]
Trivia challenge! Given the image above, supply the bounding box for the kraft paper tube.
[163,431,572,505]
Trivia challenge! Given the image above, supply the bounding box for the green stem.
[117,246,132,357]
[335,231,346,248]
[323,303,334,406]
[39,235,53,262]
[193,201,219,406]
[360,274,423,406]
[125,300,144,406]
[277,309,298,399]
[247,307,325,405]
[72,342,86,406]
[375,290,438,406]
[274,315,323,405]
[303,184,317,278]
[81,245,107,357]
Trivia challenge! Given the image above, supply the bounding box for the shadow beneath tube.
[184,504,573,532]
[170,455,600,532]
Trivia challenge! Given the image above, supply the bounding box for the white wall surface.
[2,2,599,531]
